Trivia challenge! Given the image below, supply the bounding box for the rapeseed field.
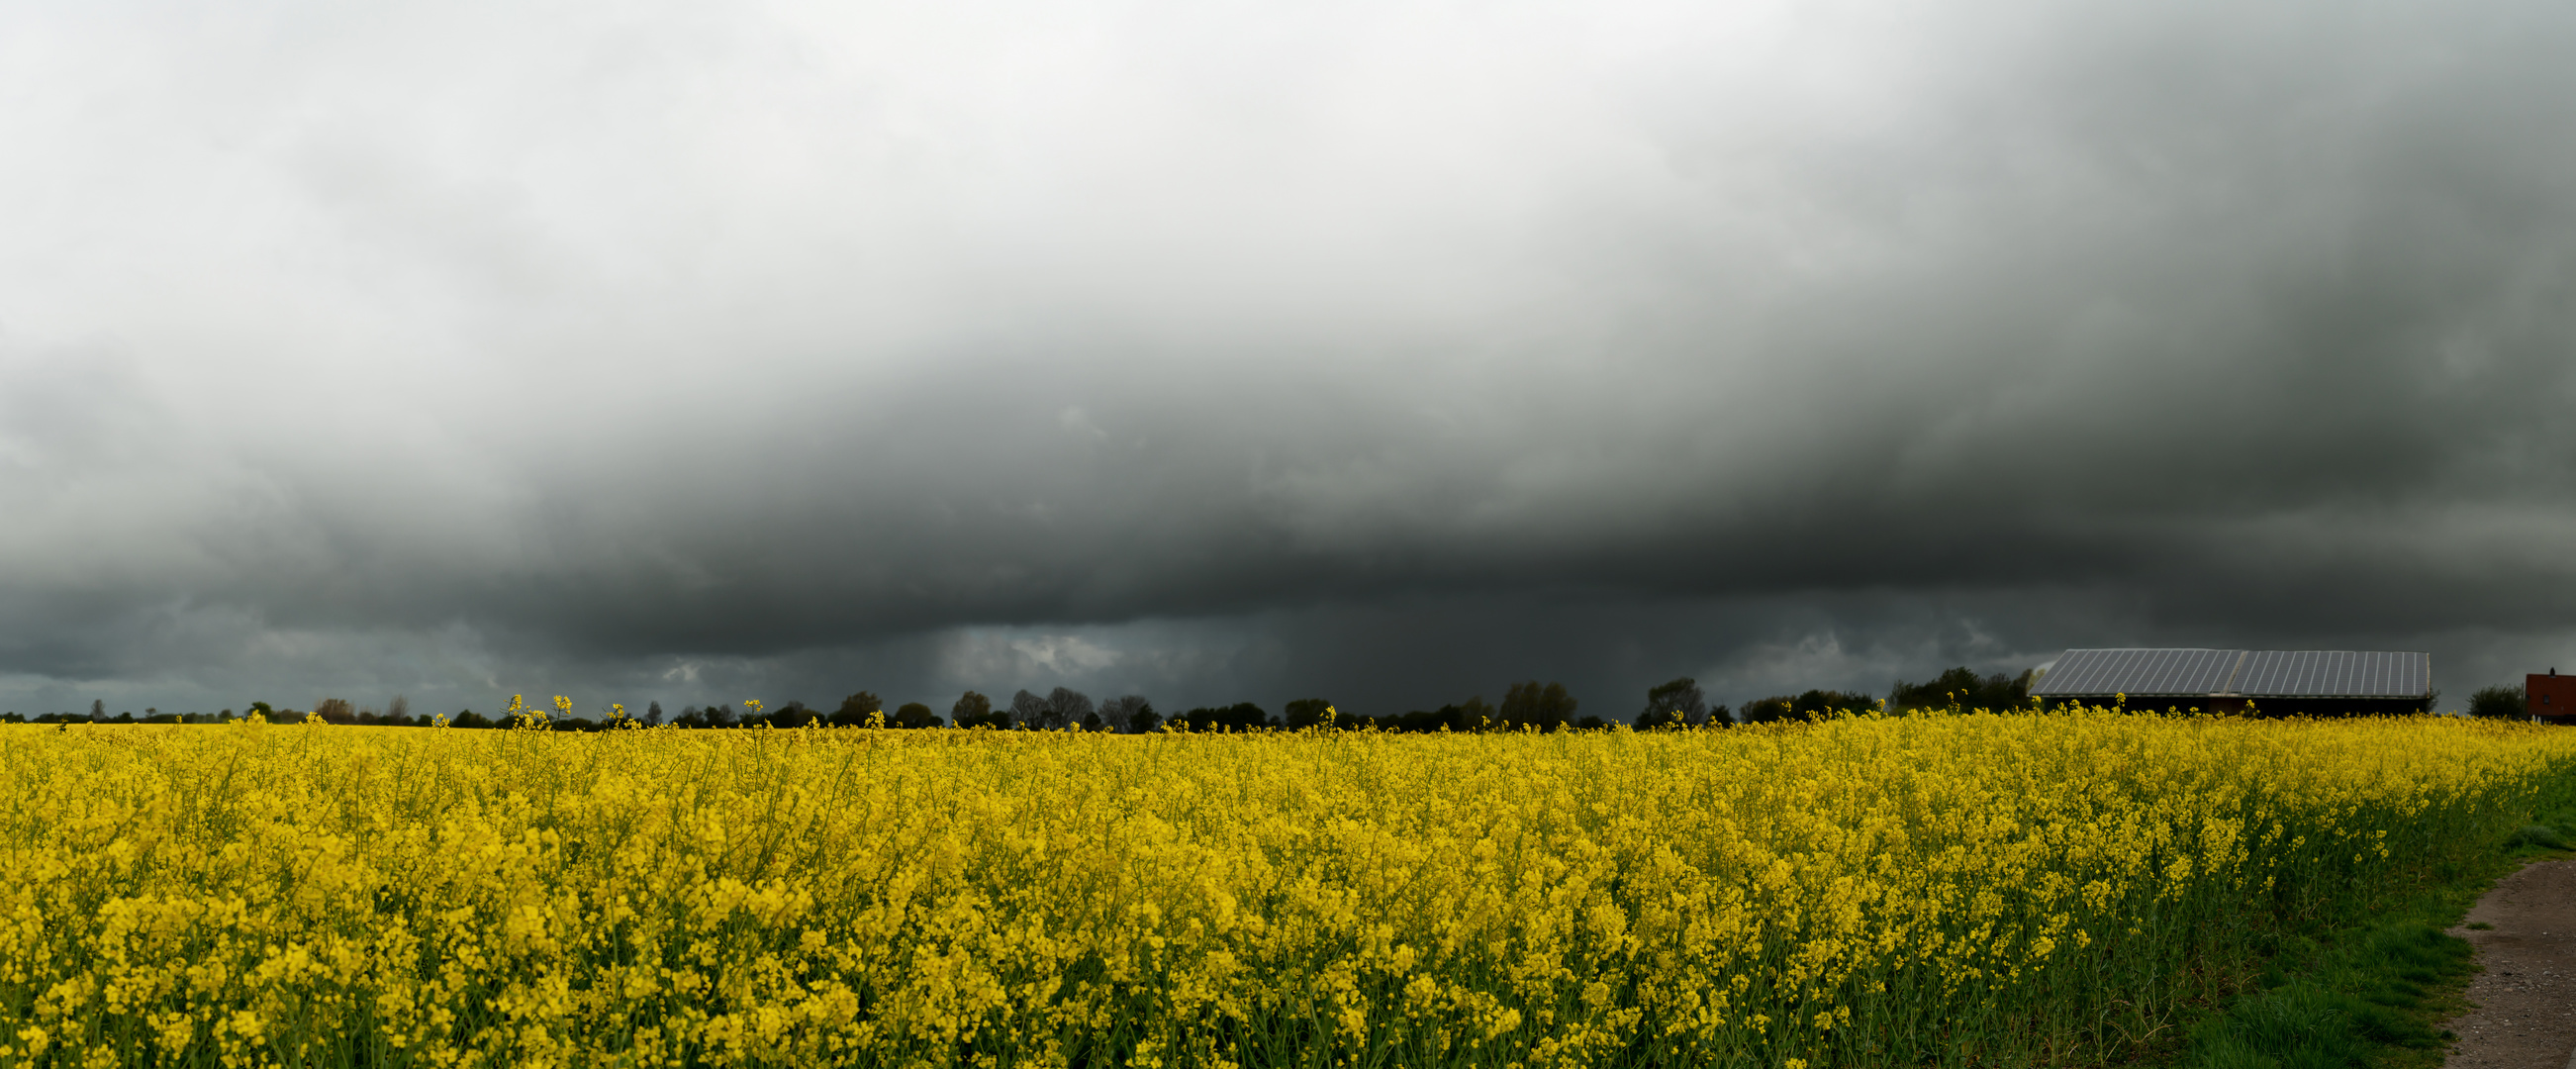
[3,709,2570,1068]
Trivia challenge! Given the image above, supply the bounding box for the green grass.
[2175,923,2472,1069]
[2156,805,2576,1069]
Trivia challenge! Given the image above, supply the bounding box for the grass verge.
[2156,806,2576,1069]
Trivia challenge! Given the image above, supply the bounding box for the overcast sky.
[6,0,2576,721]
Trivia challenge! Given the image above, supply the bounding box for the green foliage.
[2176,923,2472,1069]
[2506,823,2569,850]
[829,691,884,727]
[1347,691,1614,733]
[950,691,1005,729]
[1739,689,1877,724]
[757,701,823,729]
[1176,703,1274,731]
[1370,696,1494,733]
[1637,677,1708,728]
[890,702,940,729]
[2502,806,2576,854]
[2470,684,2528,720]
[2162,793,2576,1069]
[672,704,738,729]
[1887,666,2035,715]
[1498,680,1577,730]
[1283,698,1333,729]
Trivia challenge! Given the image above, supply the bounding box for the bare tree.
[387,696,411,723]
[315,698,357,724]
[1011,689,1053,729]
[1101,695,1156,732]
[1042,687,1094,730]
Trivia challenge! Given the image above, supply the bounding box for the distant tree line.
[1882,667,2040,715]
[4,699,354,726]
[9,682,1608,735]
[1624,667,2041,729]
[1325,681,1594,732]
[14,662,2252,735]
[1626,676,1882,729]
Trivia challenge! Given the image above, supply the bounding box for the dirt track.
[2444,859,2576,1069]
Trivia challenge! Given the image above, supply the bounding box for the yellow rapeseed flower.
[0,709,2565,1067]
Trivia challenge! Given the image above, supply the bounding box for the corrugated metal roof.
[2029,648,2431,699]
[2029,648,2243,697]
[2232,650,2430,698]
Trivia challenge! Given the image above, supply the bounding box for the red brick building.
[2530,670,2576,725]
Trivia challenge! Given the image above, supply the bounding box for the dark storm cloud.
[5,0,2576,716]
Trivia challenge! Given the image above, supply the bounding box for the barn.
[2528,669,2576,725]
[2029,648,2433,717]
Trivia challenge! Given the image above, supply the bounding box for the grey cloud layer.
[5,0,2576,714]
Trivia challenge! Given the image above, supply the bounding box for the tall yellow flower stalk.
[0,710,2568,1068]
